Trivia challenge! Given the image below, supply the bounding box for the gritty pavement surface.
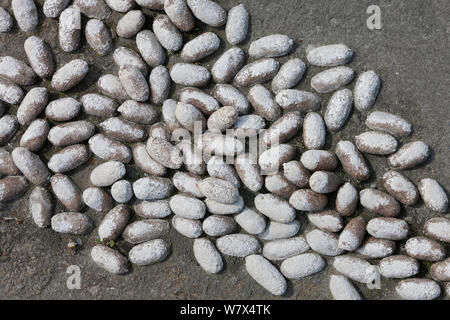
[0,0,449,300]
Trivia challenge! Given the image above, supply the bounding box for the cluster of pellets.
[0,0,449,300]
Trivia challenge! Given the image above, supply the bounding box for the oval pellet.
[150,66,170,105]
[254,193,296,223]
[175,102,206,132]
[0,176,28,202]
[338,216,366,251]
[258,144,295,174]
[355,237,395,259]
[233,114,266,138]
[234,59,280,87]
[354,71,381,112]
[281,253,325,280]
[226,4,248,45]
[12,147,50,186]
[173,172,203,198]
[216,234,261,257]
[311,66,355,94]
[43,0,70,17]
[134,199,171,219]
[49,121,95,147]
[262,237,310,261]
[335,182,358,216]
[430,258,450,281]
[153,14,183,52]
[98,205,130,241]
[119,65,149,102]
[169,193,205,219]
[418,178,448,213]
[110,180,133,204]
[128,239,170,266]
[307,43,353,67]
[395,279,441,300]
[382,171,419,206]
[113,46,148,76]
[282,160,310,188]
[59,6,81,52]
[51,212,92,235]
[177,140,206,175]
[187,0,226,27]
[198,177,239,205]
[333,255,377,284]
[91,245,128,274]
[90,161,126,187]
[204,196,244,215]
[387,141,430,170]
[234,207,266,235]
[135,0,164,9]
[289,189,328,212]
[100,117,146,143]
[170,63,211,87]
[263,111,302,147]
[366,217,409,240]
[136,30,165,67]
[85,19,112,55]
[301,150,338,172]
[306,229,343,256]
[379,255,419,279]
[17,87,48,126]
[202,215,237,237]
[329,275,362,300]
[0,8,13,32]
[29,186,53,228]
[249,34,294,59]
[325,88,353,132]
[50,174,83,211]
[51,59,88,92]
[164,0,195,32]
[172,216,203,238]
[206,156,240,187]
[24,36,55,79]
[193,238,223,274]
[213,84,250,115]
[74,0,111,19]
[122,219,169,244]
[207,106,238,132]
[147,137,183,169]
[89,134,132,163]
[82,187,114,213]
[303,112,326,149]
[116,10,145,38]
[12,0,38,32]
[265,173,296,199]
[97,74,129,101]
[355,131,398,155]
[365,111,412,138]
[0,78,24,104]
[272,58,307,94]
[118,100,158,125]
[259,220,300,241]
[212,47,245,84]
[178,87,220,116]
[424,217,450,243]
[245,255,287,296]
[81,93,118,118]
[0,149,19,176]
[275,89,321,113]
[47,144,91,173]
[335,140,370,181]
[0,56,36,86]
[360,188,401,217]
[405,236,446,262]
[307,210,343,233]
[0,115,18,146]
[133,143,166,176]
[45,97,81,122]
[181,32,220,63]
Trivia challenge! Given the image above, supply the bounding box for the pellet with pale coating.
[282,161,310,188]
[379,255,419,279]
[43,0,70,17]
[59,6,81,52]
[74,0,111,19]
[207,106,238,132]
[51,212,92,235]
[147,137,183,169]
[0,115,18,146]
[134,200,171,219]
[113,47,148,76]
[116,10,145,38]
[12,147,50,186]
[424,217,450,243]
[12,0,38,32]
[90,161,126,187]
[118,100,158,125]
[289,189,328,212]
[47,144,91,173]
[265,173,296,199]
[259,220,300,241]
[150,66,170,105]
[207,156,240,187]
[365,111,412,138]
[301,150,338,172]
[226,4,248,45]
[355,237,395,259]
[164,0,195,32]
[395,279,441,300]
[202,215,237,237]
[276,90,322,114]
[81,93,118,118]
[405,236,446,262]
[311,66,355,94]
[245,255,287,296]
[213,84,250,115]
[430,258,450,281]
[306,229,344,256]
[83,187,114,212]
[133,144,166,176]
[187,0,227,27]
[335,182,358,216]
[24,36,55,78]
[175,102,206,132]
[173,172,203,198]
[0,176,28,202]
[333,255,377,284]
[177,140,205,175]
[382,171,419,206]
[307,210,343,233]
[16,88,48,126]
[174,217,201,239]
[181,32,220,63]
[0,78,23,104]
[198,177,239,205]
[233,114,266,138]
[91,245,128,274]
[354,71,381,112]
[204,196,244,215]
[234,59,280,87]
[249,34,294,59]
[366,217,409,240]
[255,193,296,224]
[216,234,261,258]
[89,134,132,163]
[50,174,83,211]
[119,65,149,102]
[0,149,19,176]
[193,238,223,274]
[45,97,81,122]
[169,193,205,219]
[258,144,295,174]
[153,14,183,52]
[307,44,353,67]
[111,180,133,203]
[85,19,113,56]
[51,59,88,92]
[355,131,398,155]
[0,8,13,32]
[263,111,302,146]
[97,74,129,101]
[29,187,53,228]
[49,121,95,147]
[418,178,448,213]
[338,216,366,251]
[360,189,401,217]
[100,117,146,143]
[135,0,164,9]
[234,207,266,235]
[272,58,307,94]
[281,253,326,280]
[179,87,220,116]
[170,63,211,87]
[128,239,170,266]
[212,47,245,84]
[387,141,430,170]
[329,275,362,300]
[263,237,310,261]
[325,88,353,132]
[0,56,36,86]
[335,140,370,181]
[122,219,169,244]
